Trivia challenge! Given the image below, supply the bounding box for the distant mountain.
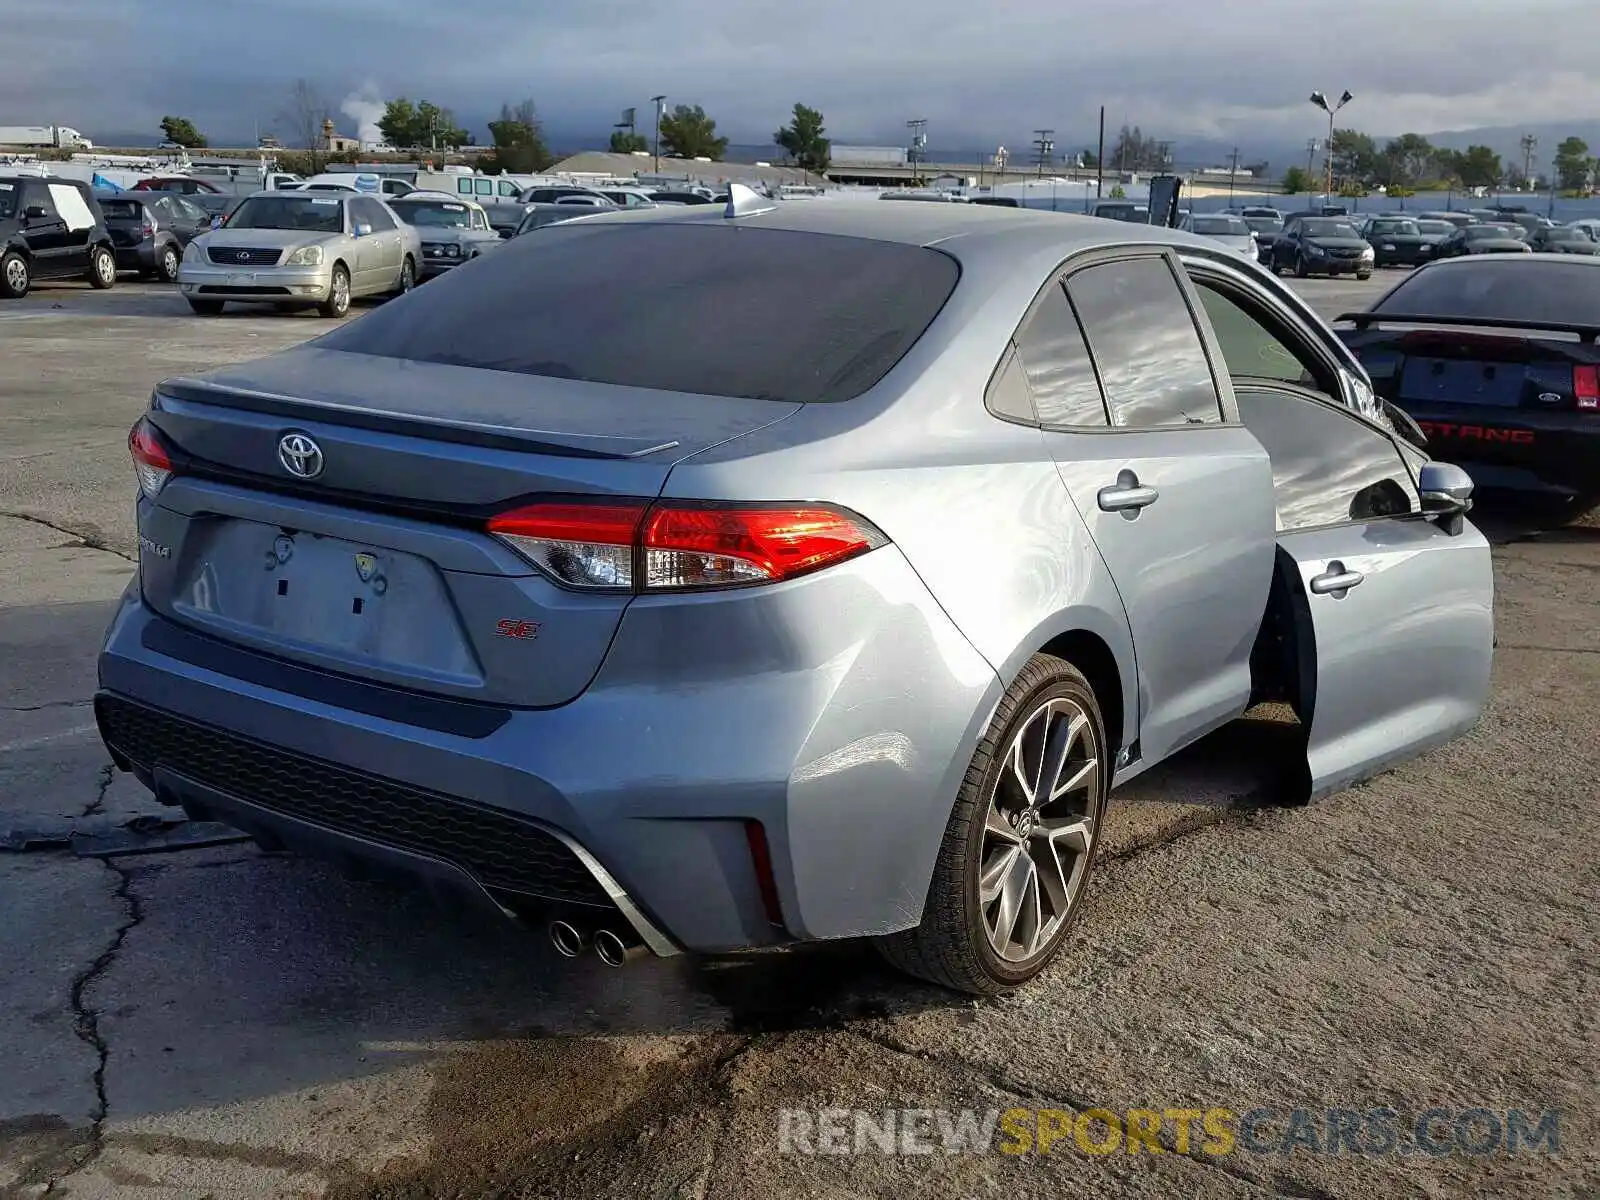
[1395,121,1600,168]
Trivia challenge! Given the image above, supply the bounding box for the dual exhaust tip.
[549,919,647,967]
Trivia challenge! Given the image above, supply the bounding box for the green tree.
[609,129,648,153]
[1329,129,1378,184]
[482,99,553,174]
[1108,183,1126,199]
[1281,165,1313,194]
[378,97,468,149]
[159,116,207,148]
[1080,148,1099,169]
[773,103,830,173]
[657,104,728,160]
[1454,144,1502,189]
[1554,136,1592,193]
[1379,132,1433,189]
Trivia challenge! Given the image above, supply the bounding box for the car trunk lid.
[139,347,801,708]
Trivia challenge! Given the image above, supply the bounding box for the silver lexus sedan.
[178,191,421,317]
[99,195,1493,994]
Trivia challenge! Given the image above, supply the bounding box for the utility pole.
[1520,133,1537,191]
[650,95,666,173]
[1228,146,1240,201]
[1033,129,1054,179]
[1305,138,1318,187]
[906,119,927,182]
[1096,105,1106,200]
[1549,152,1558,218]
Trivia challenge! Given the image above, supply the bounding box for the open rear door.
[1277,514,1493,799]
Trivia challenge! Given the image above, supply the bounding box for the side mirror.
[24,204,48,220]
[1419,461,1474,535]
[354,221,373,237]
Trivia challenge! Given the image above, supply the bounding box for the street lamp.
[650,95,666,173]
[1309,89,1352,200]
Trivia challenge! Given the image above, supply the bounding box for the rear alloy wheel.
[876,654,1109,995]
[88,245,117,289]
[157,243,180,283]
[319,265,351,318]
[0,251,29,299]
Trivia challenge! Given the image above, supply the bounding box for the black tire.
[875,654,1110,996]
[394,256,416,296]
[1294,253,1310,278]
[186,298,224,315]
[0,250,29,299]
[1357,271,1372,281]
[319,264,351,318]
[156,242,181,284]
[88,244,117,289]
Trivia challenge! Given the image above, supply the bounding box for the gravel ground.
[1,275,1594,1199]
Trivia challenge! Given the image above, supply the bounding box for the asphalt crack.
[81,764,114,820]
[0,510,135,563]
[0,699,93,713]
[57,858,144,1185]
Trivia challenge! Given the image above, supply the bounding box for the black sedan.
[1362,216,1435,267]
[93,192,211,282]
[1270,215,1374,278]
[1434,223,1531,258]
[512,203,602,236]
[1337,257,1600,508]
[1529,225,1600,255]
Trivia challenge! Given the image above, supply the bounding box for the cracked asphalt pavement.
[2,278,1596,1198]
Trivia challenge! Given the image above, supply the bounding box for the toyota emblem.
[277,432,324,479]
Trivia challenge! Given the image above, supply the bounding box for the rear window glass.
[317,223,961,403]
[98,199,143,219]
[1374,258,1600,327]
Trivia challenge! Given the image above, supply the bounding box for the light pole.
[650,95,666,173]
[1309,89,1352,201]
[1033,129,1054,179]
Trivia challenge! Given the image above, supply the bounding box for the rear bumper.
[112,243,158,271]
[1404,408,1600,497]
[96,548,1000,953]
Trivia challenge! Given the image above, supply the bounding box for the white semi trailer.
[0,125,94,150]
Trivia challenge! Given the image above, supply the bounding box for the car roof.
[557,201,1207,271]
[243,189,351,201]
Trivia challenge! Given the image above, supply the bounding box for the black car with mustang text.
[1337,257,1600,510]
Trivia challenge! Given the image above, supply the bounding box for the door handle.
[1310,563,1364,594]
[1097,470,1159,513]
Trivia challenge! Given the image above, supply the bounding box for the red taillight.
[1574,365,1599,411]
[486,501,646,590]
[486,499,886,592]
[141,216,156,238]
[128,418,173,498]
[642,504,883,589]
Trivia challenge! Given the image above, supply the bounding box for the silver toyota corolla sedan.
[178,190,422,317]
[99,195,1494,994]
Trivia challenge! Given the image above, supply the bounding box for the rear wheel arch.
[1036,629,1124,759]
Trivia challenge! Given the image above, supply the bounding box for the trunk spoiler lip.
[1337,311,1600,342]
[154,376,684,461]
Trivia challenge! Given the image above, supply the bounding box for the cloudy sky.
[12,0,1600,152]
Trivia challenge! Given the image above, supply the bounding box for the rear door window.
[1066,256,1223,427]
[1010,282,1109,427]
[318,223,961,404]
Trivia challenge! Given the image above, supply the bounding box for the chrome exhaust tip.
[549,920,586,958]
[593,928,647,967]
